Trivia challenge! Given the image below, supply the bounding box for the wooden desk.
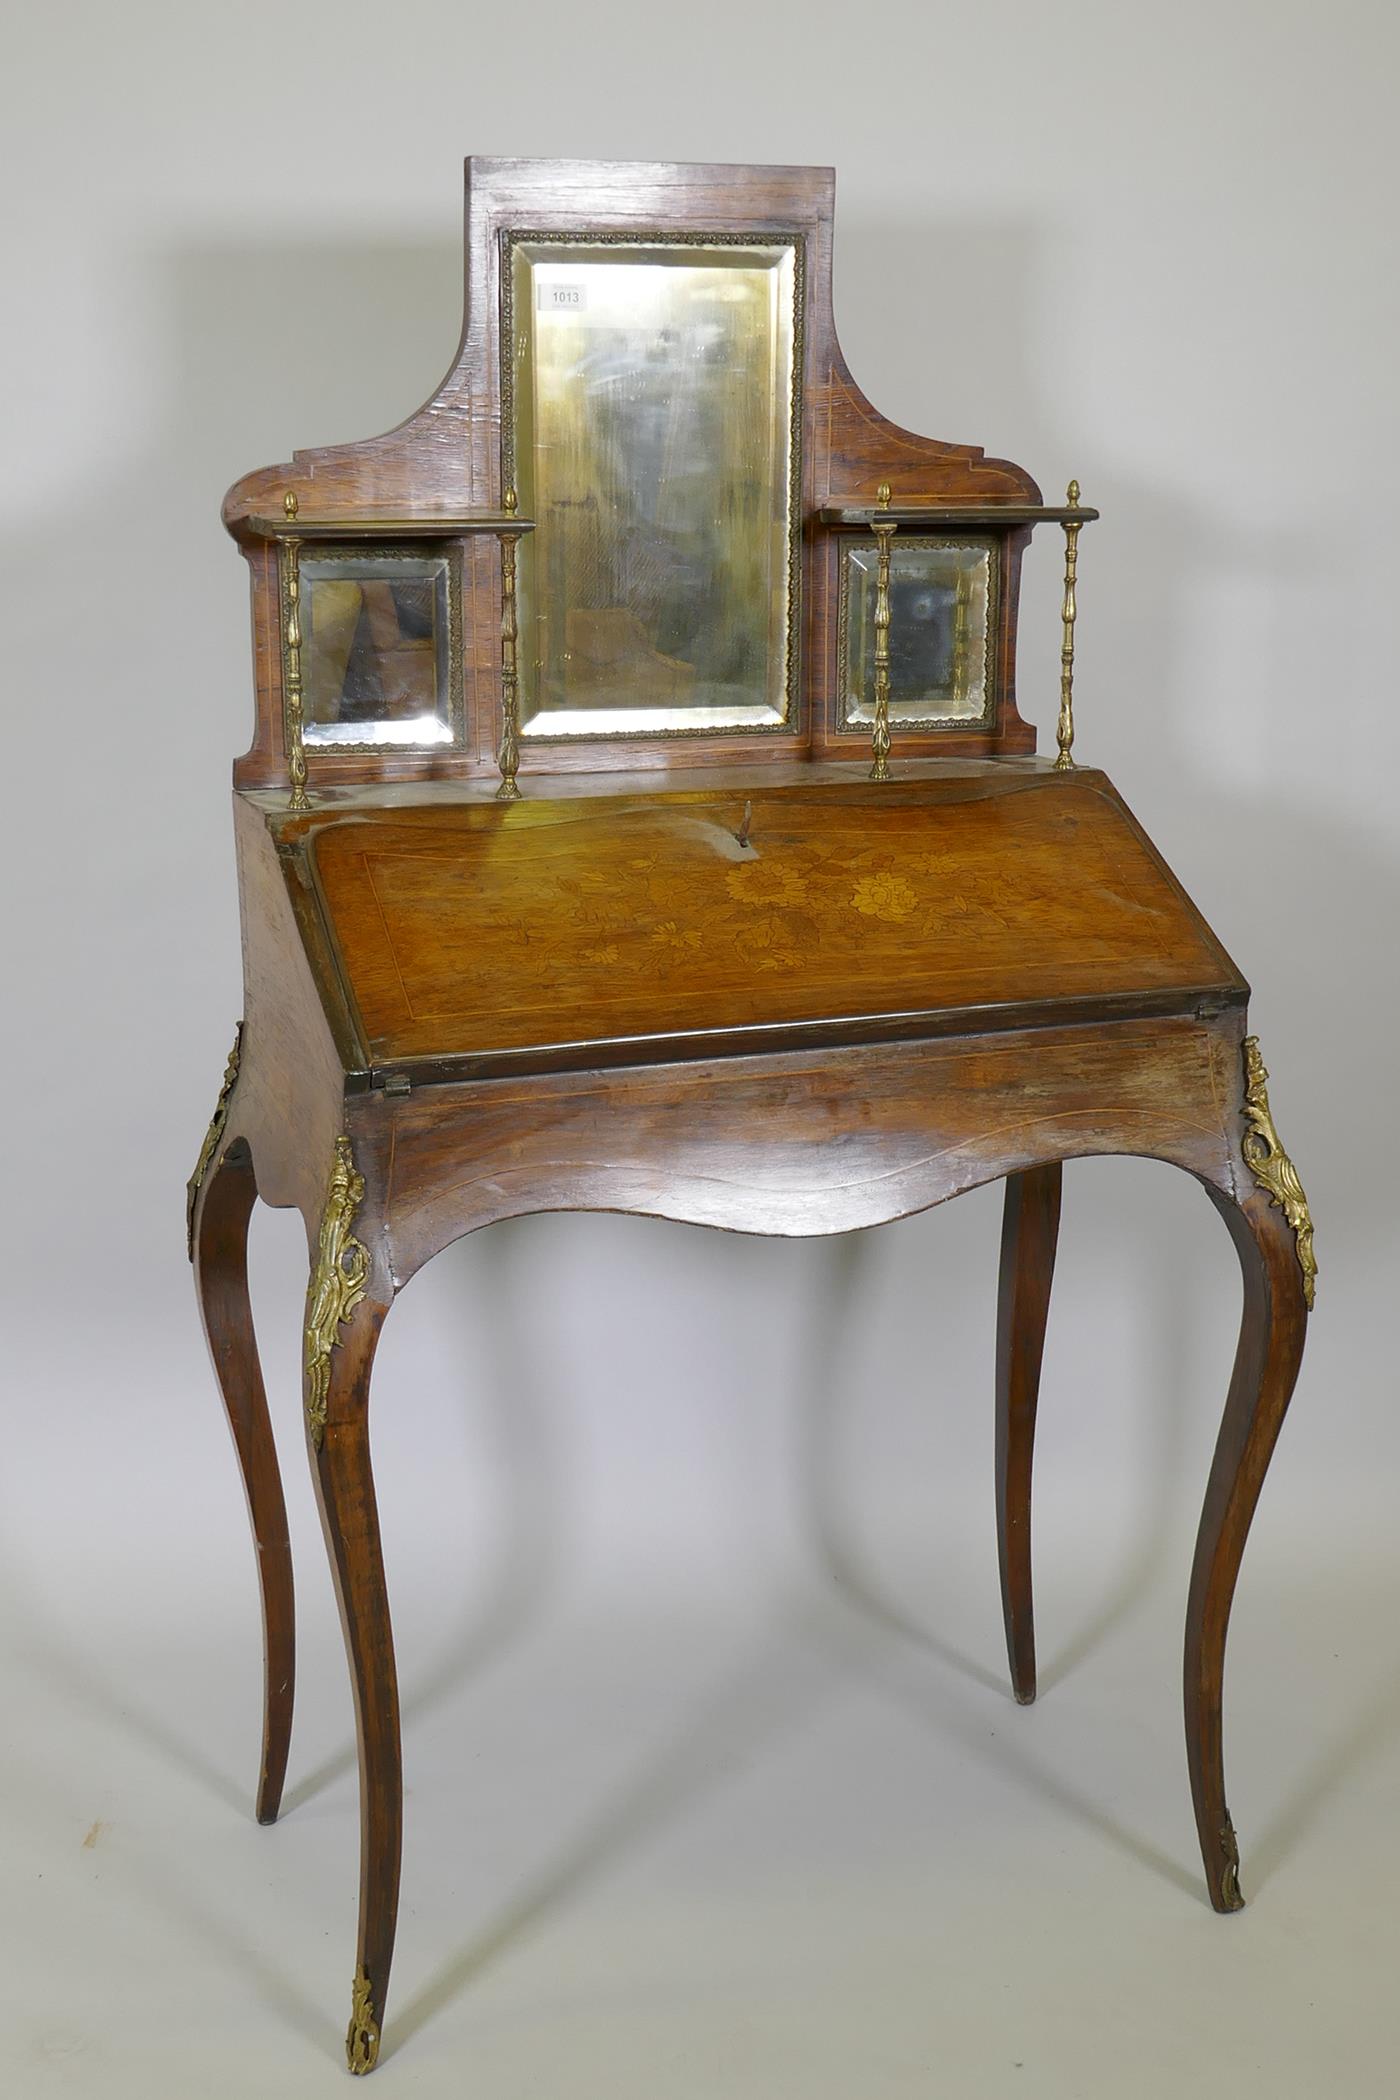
[189,157,1314,2075]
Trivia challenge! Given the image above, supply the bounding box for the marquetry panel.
[305,771,1241,1064]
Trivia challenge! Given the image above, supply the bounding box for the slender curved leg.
[1186,1183,1309,1911]
[194,1140,296,1824]
[304,1239,399,2077]
[995,1162,1062,1705]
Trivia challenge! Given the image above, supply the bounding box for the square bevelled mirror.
[296,547,462,748]
[839,537,997,730]
[504,235,803,738]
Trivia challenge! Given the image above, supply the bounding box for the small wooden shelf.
[244,511,535,541]
[817,502,1099,528]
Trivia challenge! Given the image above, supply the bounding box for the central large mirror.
[504,235,802,738]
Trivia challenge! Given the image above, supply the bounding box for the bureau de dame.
[189,157,1316,2074]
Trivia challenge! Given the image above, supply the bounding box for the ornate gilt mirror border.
[277,540,465,759]
[834,532,1002,736]
[498,227,806,739]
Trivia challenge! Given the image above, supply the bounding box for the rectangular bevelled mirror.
[505,235,802,738]
[297,549,461,748]
[839,537,996,729]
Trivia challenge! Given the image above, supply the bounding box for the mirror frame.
[835,533,1000,734]
[280,540,464,755]
[500,228,806,741]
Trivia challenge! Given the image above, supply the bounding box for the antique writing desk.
[190,158,1315,2074]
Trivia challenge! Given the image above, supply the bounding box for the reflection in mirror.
[299,551,459,747]
[507,237,801,737]
[841,538,995,728]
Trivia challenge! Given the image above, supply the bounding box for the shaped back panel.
[224,158,1041,790]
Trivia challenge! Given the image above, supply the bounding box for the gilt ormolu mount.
[189,157,1315,2073]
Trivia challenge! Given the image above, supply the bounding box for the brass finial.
[1054,478,1083,771]
[869,484,897,783]
[496,489,523,801]
[284,490,298,520]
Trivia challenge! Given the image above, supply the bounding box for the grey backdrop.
[3,3,1397,2094]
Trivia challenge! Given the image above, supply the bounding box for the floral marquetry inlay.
[309,780,1236,1065]
[552,836,943,980]
[851,871,919,922]
[725,859,808,909]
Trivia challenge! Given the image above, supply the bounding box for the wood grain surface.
[299,768,1243,1070]
[353,1014,1244,1286]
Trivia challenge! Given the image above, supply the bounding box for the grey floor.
[8,1497,1395,2098]
[5,1168,1388,2097]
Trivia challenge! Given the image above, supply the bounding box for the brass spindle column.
[1054,478,1083,771]
[496,487,522,800]
[281,490,311,811]
[869,482,897,782]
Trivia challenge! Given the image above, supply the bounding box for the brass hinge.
[381,1073,412,1099]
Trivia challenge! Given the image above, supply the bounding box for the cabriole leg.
[995,1162,1062,1705]
[193,1137,296,1825]
[1186,1179,1310,1911]
[302,1136,399,2075]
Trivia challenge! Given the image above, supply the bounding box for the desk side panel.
[232,794,358,1220]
